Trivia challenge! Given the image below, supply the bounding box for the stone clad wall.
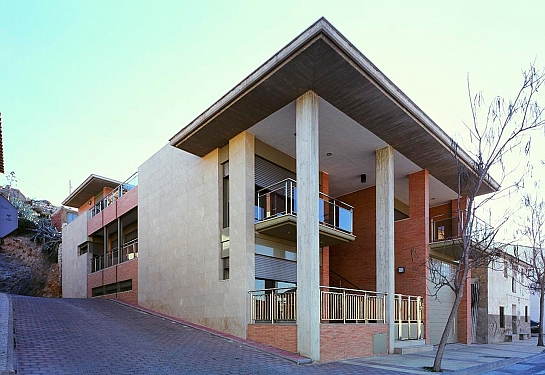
[138,142,253,339]
[62,212,89,298]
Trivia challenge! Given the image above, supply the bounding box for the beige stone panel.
[138,142,253,338]
[61,212,89,298]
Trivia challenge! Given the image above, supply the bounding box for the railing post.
[271,289,275,324]
[333,199,337,228]
[397,294,402,340]
[364,293,369,323]
[417,296,422,339]
[408,295,412,339]
[343,289,346,324]
[285,180,289,215]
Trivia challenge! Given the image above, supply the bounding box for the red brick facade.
[247,324,297,353]
[87,259,138,305]
[394,171,430,342]
[247,323,388,362]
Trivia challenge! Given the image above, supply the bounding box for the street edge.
[106,298,312,365]
[1,294,16,375]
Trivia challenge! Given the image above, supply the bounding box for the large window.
[499,306,505,328]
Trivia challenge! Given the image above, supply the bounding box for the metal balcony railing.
[430,210,493,244]
[248,286,389,325]
[249,287,297,323]
[320,286,386,323]
[90,172,138,218]
[394,294,424,340]
[255,179,354,234]
[90,238,139,273]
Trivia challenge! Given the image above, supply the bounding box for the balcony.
[91,239,139,273]
[430,210,494,256]
[255,179,355,246]
[248,286,423,341]
[89,172,138,219]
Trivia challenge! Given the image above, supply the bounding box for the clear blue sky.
[1,0,544,206]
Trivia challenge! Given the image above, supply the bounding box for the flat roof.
[61,174,121,208]
[170,18,498,196]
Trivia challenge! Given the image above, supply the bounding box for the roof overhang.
[62,174,121,208]
[169,18,499,196]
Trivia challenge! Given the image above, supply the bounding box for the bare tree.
[521,193,545,346]
[431,64,545,372]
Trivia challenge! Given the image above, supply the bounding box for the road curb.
[0,294,16,375]
[107,298,312,365]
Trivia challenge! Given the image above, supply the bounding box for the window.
[91,279,132,297]
[525,306,529,323]
[504,260,508,278]
[500,307,505,328]
[220,239,230,280]
[67,212,78,224]
[222,161,229,229]
[512,270,517,293]
[78,243,88,256]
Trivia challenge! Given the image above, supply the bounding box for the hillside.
[0,185,61,297]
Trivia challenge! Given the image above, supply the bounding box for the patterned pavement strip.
[12,295,402,375]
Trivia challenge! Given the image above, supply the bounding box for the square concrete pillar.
[376,145,395,353]
[229,131,256,334]
[296,90,320,361]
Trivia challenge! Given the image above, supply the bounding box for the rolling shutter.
[255,156,295,189]
[255,254,297,284]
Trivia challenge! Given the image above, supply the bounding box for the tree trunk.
[539,285,544,346]
[432,267,469,372]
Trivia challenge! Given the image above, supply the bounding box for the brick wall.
[117,186,138,217]
[394,171,430,343]
[102,201,117,226]
[329,186,376,290]
[87,211,102,236]
[321,324,388,362]
[51,210,63,231]
[247,324,297,353]
[247,323,388,362]
[87,259,138,304]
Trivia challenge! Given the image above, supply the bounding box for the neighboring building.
[51,207,78,231]
[474,245,532,343]
[62,19,521,362]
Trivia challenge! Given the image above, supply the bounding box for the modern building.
[61,19,513,362]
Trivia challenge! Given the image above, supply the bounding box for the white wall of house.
[61,212,89,298]
[486,257,531,340]
[138,139,254,339]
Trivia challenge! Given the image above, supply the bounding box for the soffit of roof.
[61,174,122,208]
[169,18,499,196]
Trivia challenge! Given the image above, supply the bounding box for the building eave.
[61,174,122,208]
[169,17,499,196]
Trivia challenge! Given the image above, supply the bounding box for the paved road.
[11,295,400,375]
[482,353,545,375]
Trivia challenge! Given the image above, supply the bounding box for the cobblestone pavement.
[12,295,402,375]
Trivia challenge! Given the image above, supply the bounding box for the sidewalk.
[343,338,545,374]
[0,293,15,375]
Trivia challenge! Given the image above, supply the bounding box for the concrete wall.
[138,142,253,338]
[61,211,89,298]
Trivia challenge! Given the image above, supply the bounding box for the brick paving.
[11,295,400,375]
[481,353,545,375]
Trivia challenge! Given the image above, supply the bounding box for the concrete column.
[117,218,122,263]
[296,91,320,361]
[376,145,395,353]
[229,131,255,336]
